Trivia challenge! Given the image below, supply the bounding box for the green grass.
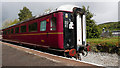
[87,37,119,46]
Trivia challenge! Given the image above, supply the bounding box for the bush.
[87,37,119,55]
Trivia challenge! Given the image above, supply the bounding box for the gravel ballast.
[80,52,119,66]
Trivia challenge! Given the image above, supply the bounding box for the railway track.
[1,41,104,67]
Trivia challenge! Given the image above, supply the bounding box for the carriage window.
[3,31,5,35]
[21,25,26,33]
[11,28,14,34]
[50,17,56,31]
[15,27,19,33]
[40,20,46,31]
[3,31,4,35]
[7,29,10,34]
[29,22,37,32]
[3,30,7,35]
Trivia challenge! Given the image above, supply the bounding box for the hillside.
[98,22,120,31]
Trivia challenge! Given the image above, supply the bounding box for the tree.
[2,19,19,29]
[9,19,19,26]
[2,19,12,29]
[82,6,101,38]
[98,22,120,31]
[18,7,32,21]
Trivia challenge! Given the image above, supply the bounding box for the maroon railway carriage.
[2,6,87,58]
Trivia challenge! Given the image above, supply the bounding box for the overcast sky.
[1,2,119,28]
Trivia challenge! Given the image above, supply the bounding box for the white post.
[83,15,86,45]
[77,14,82,46]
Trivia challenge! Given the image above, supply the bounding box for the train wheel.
[78,54,81,60]
[64,52,67,57]
[75,52,81,60]
[19,43,22,46]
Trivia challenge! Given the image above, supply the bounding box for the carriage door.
[40,19,49,47]
[47,17,57,48]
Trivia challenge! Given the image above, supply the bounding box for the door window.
[40,20,46,31]
[50,17,56,31]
